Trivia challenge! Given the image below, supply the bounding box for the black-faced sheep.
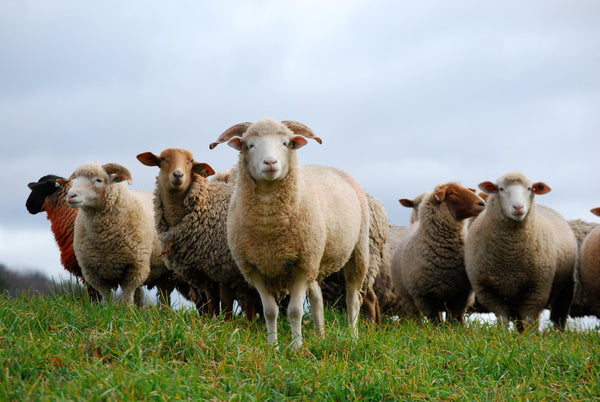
[391,182,485,323]
[59,162,167,306]
[574,208,600,318]
[465,171,577,331]
[210,117,370,349]
[137,147,261,319]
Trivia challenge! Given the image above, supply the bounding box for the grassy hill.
[1,288,599,400]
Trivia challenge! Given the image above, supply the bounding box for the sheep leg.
[134,287,146,307]
[307,281,325,338]
[219,284,235,320]
[361,288,381,325]
[249,272,279,345]
[549,279,575,331]
[288,276,309,349]
[203,280,221,316]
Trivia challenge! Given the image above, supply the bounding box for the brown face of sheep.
[136,149,215,192]
[434,183,486,221]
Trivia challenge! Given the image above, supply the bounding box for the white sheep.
[391,182,485,323]
[575,208,600,318]
[59,162,165,306]
[210,117,370,348]
[465,171,577,331]
[137,147,261,319]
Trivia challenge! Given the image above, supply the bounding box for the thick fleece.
[465,172,577,330]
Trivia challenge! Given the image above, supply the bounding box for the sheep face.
[228,132,308,182]
[61,163,133,210]
[433,183,486,221]
[137,148,215,191]
[479,171,550,222]
[26,175,65,214]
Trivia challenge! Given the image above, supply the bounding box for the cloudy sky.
[1,1,599,283]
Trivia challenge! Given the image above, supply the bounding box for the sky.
[1,0,600,283]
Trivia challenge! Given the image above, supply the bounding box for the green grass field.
[1,288,598,401]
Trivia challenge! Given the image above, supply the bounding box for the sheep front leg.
[288,276,309,349]
[249,272,279,345]
[307,281,325,338]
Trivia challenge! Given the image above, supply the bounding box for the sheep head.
[399,191,429,224]
[432,182,486,221]
[478,171,550,222]
[58,162,133,210]
[137,148,215,192]
[210,117,322,182]
[26,175,66,214]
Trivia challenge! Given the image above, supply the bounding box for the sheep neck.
[43,192,79,270]
[158,174,209,227]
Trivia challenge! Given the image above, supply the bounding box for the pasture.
[1,287,599,400]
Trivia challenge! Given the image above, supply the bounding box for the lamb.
[464,171,577,331]
[26,175,99,300]
[320,193,388,324]
[210,117,370,348]
[137,147,261,319]
[58,162,167,306]
[573,208,600,318]
[391,182,486,323]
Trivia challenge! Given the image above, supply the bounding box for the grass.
[1,288,599,401]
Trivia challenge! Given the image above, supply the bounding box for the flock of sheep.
[26,117,600,348]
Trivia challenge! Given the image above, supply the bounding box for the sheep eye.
[160,157,167,162]
[247,144,254,150]
[499,187,504,192]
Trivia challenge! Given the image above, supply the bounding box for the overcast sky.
[1,1,599,282]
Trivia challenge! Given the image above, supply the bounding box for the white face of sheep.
[479,177,550,221]
[229,133,308,182]
[66,173,120,209]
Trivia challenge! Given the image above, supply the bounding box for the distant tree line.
[0,264,79,297]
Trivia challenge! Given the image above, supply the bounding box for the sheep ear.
[399,198,415,208]
[290,135,308,150]
[28,182,41,190]
[103,163,133,185]
[137,152,161,167]
[192,163,215,178]
[434,188,446,203]
[478,181,497,194]
[227,137,244,151]
[532,182,551,195]
[55,178,70,186]
[591,207,600,217]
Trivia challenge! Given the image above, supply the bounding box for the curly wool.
[42,183,81,278]
[154,173,258,305]
[392,190,472,320]
[465,185,577,326]
[568,219,600,317]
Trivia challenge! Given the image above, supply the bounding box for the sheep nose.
[173,171,183,179]
[478,201,485,207]
[67,193,77,201]
[513,205,524,212]
[263,160,277,167]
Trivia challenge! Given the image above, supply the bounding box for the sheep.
[464,171,577,331]
[391,182,486,323]
[26,175,100,300]
[210,117,370,348]
[399,192,429,224]
[320,193,388,324]
[136,147,261,319]
[573,208,600,318]
[58,162,167,306]
[375,224,419,317]
[568,218,600,317]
